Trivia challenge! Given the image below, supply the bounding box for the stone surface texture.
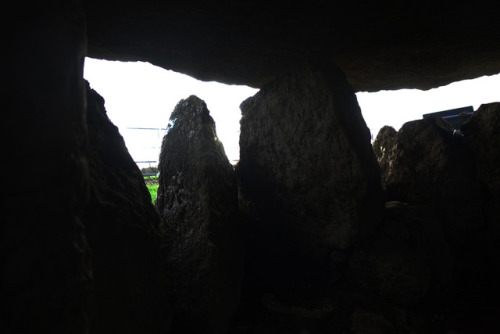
[2,2,90,333]
[237,62,384,294]
[156,96,243,334]
[83,1,500,91]
[462,103,500,224]
[84,82,170,333]
[373,116,487,246]
[4,1,500,332]
[349,202,452,307]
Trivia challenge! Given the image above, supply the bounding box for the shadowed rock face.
[461,103,500,273]
[349,201,452,307]
[84,82,170,333]
[237,62,384,294]
[462,103,500,218]
[84,1,500,91]
[156,96,243,334]
[2,3,90,333]
[5,1,500,331]
[373,117,488,245]
[368,111,500,332]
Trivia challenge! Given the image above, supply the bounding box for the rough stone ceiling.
[84,0,500,92]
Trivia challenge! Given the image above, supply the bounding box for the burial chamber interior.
[4,1,500,334]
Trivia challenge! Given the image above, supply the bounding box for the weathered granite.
[84,1,500,91]
[237,61,384,295]
[84,82,170,333]
[156,96,243,334]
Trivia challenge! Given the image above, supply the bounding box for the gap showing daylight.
[357,74,500,139]
[83,58,259,167]
[84,57,500,168]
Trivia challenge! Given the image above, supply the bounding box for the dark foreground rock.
[373,116,487,247]
[2,5,90,332]
[84,83,170,333]
[237,61,384,294]
[462,102,500,226]
[369,107,500,333]
[156,96,243,334]
[372,125,398,192]
[460,103,500,299]
[349,201,452,307]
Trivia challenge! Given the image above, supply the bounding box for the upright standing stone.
[2,3,90,333]
[373,117,487,245]
[461,103,500,275]
[84,82,170,334]
[237,61,384,291]
[462,103,500,224]
[156,96,243,334]
[372,125,398,193]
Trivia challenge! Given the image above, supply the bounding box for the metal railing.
[121,127,167,171]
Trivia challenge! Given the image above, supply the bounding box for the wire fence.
[121,126,240,171]
[120,127,167,173]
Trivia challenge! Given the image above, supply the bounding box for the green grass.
[144,175,159,204]
[147,184,159,204]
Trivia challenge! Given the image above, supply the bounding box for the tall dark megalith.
[84,82,170,333]
[462,103,500,226]
[237,61,384,292]
[2,3,90,333]
[373,116,488,248]
[156,96,243,334]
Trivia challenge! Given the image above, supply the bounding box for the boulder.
[349,202,452,307]
[460,103,500,294]
[2,3,90,332]
[156,96,243,334]
[83,82,170,333]
[373,117,487,245]
[237,61,384,293]
[372,113,500,321]
[372,125,398,192]
[461,102,500,226]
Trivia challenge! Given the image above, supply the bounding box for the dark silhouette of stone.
[156,96,243,334]
[370,113,500,332]
[83,82,171,333]
[237,62,384,295]
[462,103,500,225]
[83,2,500,91]
[2,3,90,333]
[349,202,452,307]
[373,117,487,246]
[372,125,398,191]
[5,1,500,331]
[460,102,500,295]
[351,308,396,334]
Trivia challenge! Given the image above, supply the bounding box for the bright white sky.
[83,58,500,165]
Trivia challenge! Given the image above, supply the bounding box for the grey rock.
[462,102,500,226]
[156,96,243,334]
[84,82,170,333]
[237,61,384,292]
[373,117,487,245]
[2,5,90,333]
[349,202,452,306]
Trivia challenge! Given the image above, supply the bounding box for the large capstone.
[84,82,170,333]
[237,61,384,292]
[156,96,243,334]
